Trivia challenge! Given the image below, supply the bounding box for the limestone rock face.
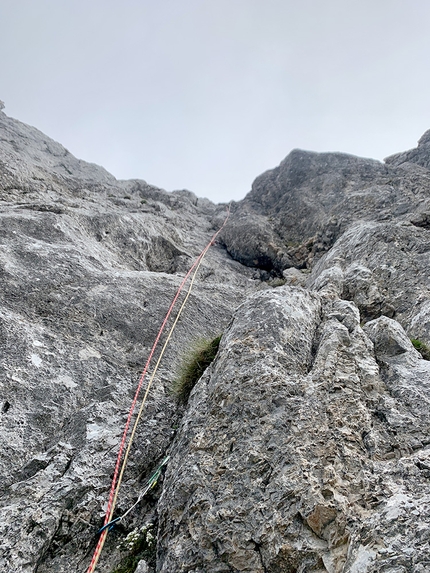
[157,287,430,573]
[0,110,255,573]
[1,108,430,573]
[307,221,430,345]
[221,146,430,272]
[385,128,430,171]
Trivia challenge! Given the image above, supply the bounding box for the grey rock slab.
[2,109,430,572]
[0,112,256,573]
[0,110,116,187]
[282,266,309,287]
[307,220,430,344]
[314,312,430,571]
[220,139,430,273]
[363,316,430,453]
[158,287,430,572]
[158,287,326,572]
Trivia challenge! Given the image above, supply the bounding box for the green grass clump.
[270,277,287,287]
[172,335,222,404]
[411,338,430,360]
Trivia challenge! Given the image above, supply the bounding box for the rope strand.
[86,206,230,572]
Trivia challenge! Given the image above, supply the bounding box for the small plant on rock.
[269,277,287,287]
[112,523,156,573]
[411,338,430,360]
[172,335,222,404]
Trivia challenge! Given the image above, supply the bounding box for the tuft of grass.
[270,277,287,287]
[411,338,430,360]
[172,335,222,404]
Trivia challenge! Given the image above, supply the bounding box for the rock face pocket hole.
[2,400,10,413]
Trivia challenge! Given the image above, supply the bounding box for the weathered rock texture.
[0,110,255,573]
[1,109,430,573]
[158,289,430,573]
[221,147,430,274]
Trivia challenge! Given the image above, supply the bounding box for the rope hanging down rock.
[97,455,170,535]
[86,206,230,573]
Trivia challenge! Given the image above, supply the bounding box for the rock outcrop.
[0,110,255,573]
[385,128,430,171]
[1,108,430,573]
[221,148,430,274]
[157,288,430,573]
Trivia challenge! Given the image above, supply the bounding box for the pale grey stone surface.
[135,560,149,573]
[158,289,430,572]
[220,144,430,273]
[307,221,430,345]
[0,111,255,573]
[1,109,430,572]
[282,266,308,287]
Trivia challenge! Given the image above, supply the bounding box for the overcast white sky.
[2,0,430,203]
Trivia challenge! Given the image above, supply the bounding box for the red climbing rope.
[86,206,230,573]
